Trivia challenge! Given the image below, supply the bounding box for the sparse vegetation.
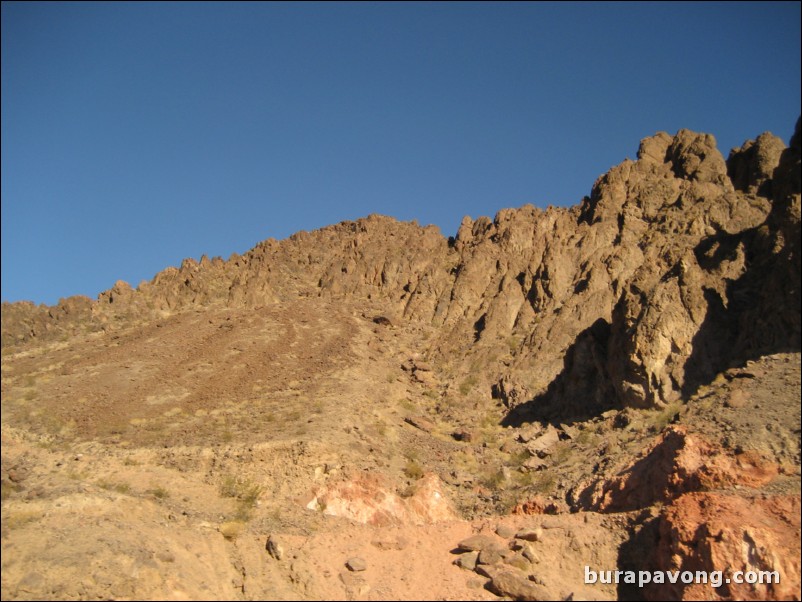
[1,113,799,599]
[508,448,531,467]
[399,398,416,411]
[551,442,572,466]
[514,469,537,487]
[575,428,595,446]
[4,509,43,529]
[219,520,245,540]
[481,468,506,490]
[404,459,424,480]
[367,419,388,438]
[220,475,262,502]
[146,486,170,499]
[452,449,479,473]
[529,471,557,495]
[97,480,131,494]
[423,388,439,400]
[219,475,264,521]
[66,469,88,481]
[646,400,684,432]
[507,336,520,354]
[459,376,477,396]
[479,410,498,429]
[1,480,23,501]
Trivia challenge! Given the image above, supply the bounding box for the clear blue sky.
[2,2,800,306]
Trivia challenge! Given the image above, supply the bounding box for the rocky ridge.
[2,118,800,601]
[4,121,800,418]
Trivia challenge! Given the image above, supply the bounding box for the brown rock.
[574,426,779,512]
[522,456,547,471]
[454,550,479,571]
[725,389,749,408]
[370,536,409,551]
[265,535,284,560]
[521,543,538,564]
[514,527,543,542]
[3,119,798,424]
[456,534,503,553]
[404,415,436,433]
[728,132,787,195]
[512,496,567,515]
[478,564,558,601]
[650,493,800,601]
[476,546,506,566]
[526,426,560,457]
[452,429,473,442]
[345,557,367,572]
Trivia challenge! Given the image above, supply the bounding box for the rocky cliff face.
[3,119,800,417]
[2,119,800,602]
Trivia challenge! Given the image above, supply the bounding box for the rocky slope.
[4,120,799,414]
[2,118,800,601]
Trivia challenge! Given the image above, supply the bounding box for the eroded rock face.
[573,426,778,513]
[307,473,457,526]
[649,493,801,601]
[3,120,800,417]
[728,132,788,196]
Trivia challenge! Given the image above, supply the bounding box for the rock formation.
[4,119,799,419]
[2,118,800,602]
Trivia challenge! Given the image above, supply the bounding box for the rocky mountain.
[4,119,800,414]
[1,118,799,601]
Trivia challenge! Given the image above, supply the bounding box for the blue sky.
[2,2,800,306]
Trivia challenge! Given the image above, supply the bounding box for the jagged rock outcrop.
[3,119,799,417]
[305,473,456,526]
[649,492,801,601]
[571,426,778,513]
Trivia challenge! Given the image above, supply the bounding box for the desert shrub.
[1,481,22,500]
[507,336,521,354]
[399,398,416,411]
[482,469,506,490]
[403,459,424,480]
[97,480,131,494]
[4,509,42,529]
[146,486,170,499]
[459,376,477,396]
[530,472,557,495]
[575,429,595,446]
[219,520,245,540]
[508,448,531,467]
[646,400,683,433]
[551,442,572,466]
[220,475,262,501]
[219,475,264,521]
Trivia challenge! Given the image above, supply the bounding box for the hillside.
[1,119,800,601]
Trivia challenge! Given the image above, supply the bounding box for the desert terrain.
[2,120,800,600]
